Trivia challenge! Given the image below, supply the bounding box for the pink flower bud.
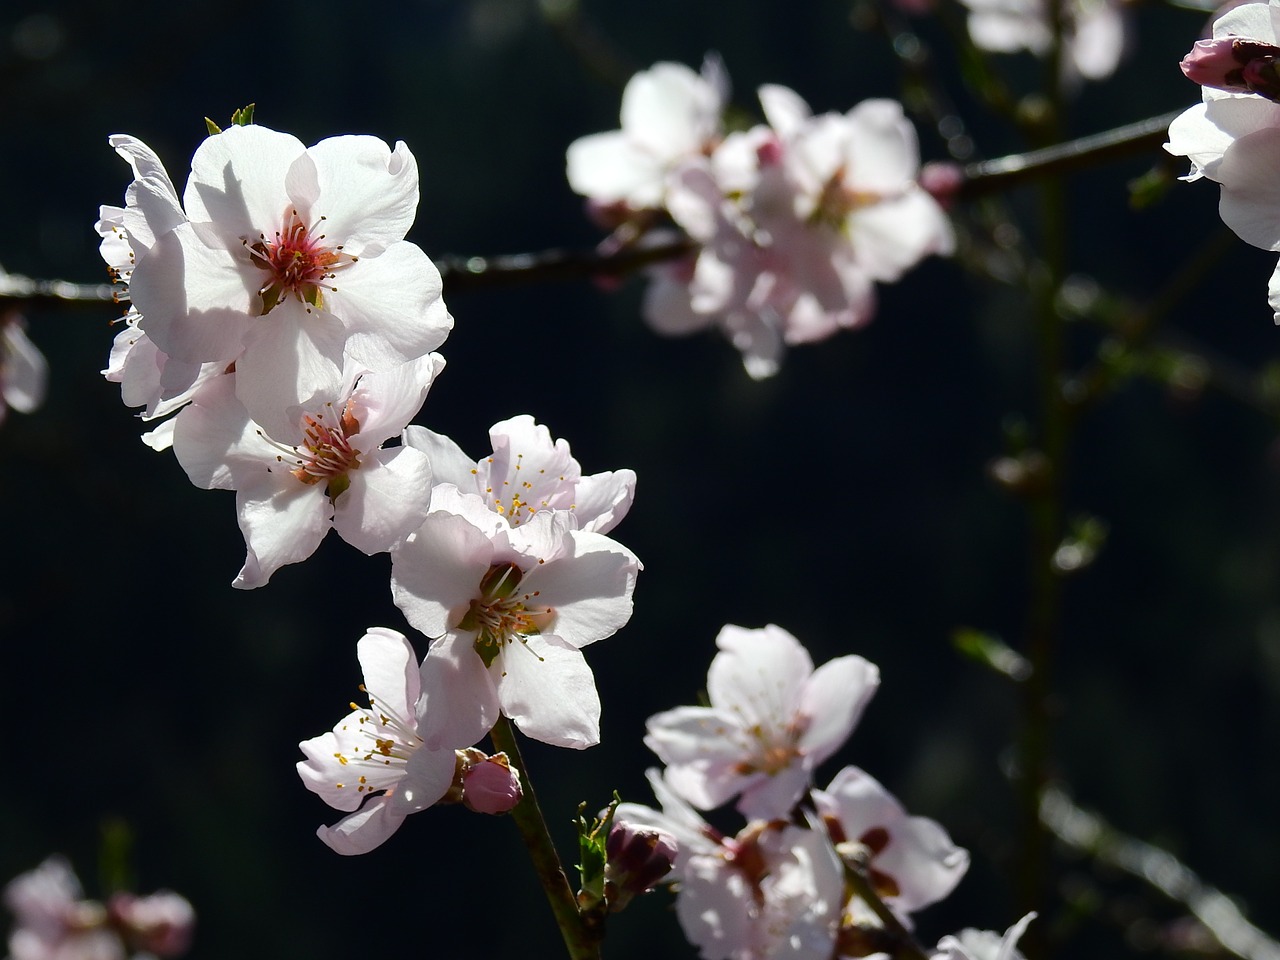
[108,891,195,958]
[1181,38,1280,101]
[462,752,523,815]
[919,161,966,209]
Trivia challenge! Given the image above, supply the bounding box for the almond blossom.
[390,487,639,748]
[813,766,970,920]
[616,771,843,960]
[121,124,452,440]
[172,353,443,588]
[956,0,1127,82]
[1166,0,1280,319]
[645,84,953,377]
[404,414,635,534]
[297,627,492,855]
[566,57,727,214]
[644,624,880,820]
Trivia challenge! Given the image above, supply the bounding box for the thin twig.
[958,110,1185,199]
[434,236,692,292]
[1041,786,1280,960]
[0,271,117,304]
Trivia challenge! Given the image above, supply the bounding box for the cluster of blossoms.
[566,60,954,378]
[4,857,193,960]
[0,310,46,425]
[613,624,1029,960]
[1166,0,1280,321]
[98,123,641,853]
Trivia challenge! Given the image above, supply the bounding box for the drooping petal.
[418,633,500,751]
[316,794,407,856]
[232,477,332,589]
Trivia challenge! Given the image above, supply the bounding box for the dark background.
[1,1,1277,958]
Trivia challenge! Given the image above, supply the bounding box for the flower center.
[264,400,362,498]
[247,208,357,315]
[457,562,557,667]
[812,167,883,228]
[330,684,422,795]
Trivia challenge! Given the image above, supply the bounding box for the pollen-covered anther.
[458,562,557,667]
[287,407,363,487]
[247,208,358,314]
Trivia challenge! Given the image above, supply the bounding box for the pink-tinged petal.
[675,856,757,960]
[797,655,880,763]
[498,633,600,748]
[1217,126,1280,249]
[816,766,968,913]
[707,624,814,722]
[641,265,713,336]
[759,84,812,140]
[391,742,457,814]
[851,191,954,282]
[233,307,346,441]
[402,425,476,489]
[622,62,720,157]
[419,633,500,750]
[526,530,638,648]
[333,447,433,555]
[316,794,407,856]
[128,223,259,363]
[349,354,445,446]
[573,469,636,534]
[645,706,754,808]
[356,627,420,722]
[737,764,811,821]
[142,419,177,451]
[232,478,332,589]
[566,132,666,208]
[1,320,46,413]
[306,137,419,256]
[331,242,453,366]
[184,125,306,235]
[1214,0,1277,40]
[297,730,369,812]
[124,176,186,256]
[171,375,280,489]
[845,99,921,188]
[1166,97,1280,181]
[391,511,494,636]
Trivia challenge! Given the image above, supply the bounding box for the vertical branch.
[490,716,602,960]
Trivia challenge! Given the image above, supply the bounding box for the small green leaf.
[952,627,1031,681]
[204,117,222,136]
[576,792,621,910]
[230,103,256,126]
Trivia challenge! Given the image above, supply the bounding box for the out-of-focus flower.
[297,628,491,855]
[814,766,969,920]
[644,624,880,820]
[642,83,953,378]
[1,312,47,424]
[106,892,195,958]
[933,914,1036,960]
[117,125,451,440]
[405,414,635,534]
[3,857,194,960]
[172,354,443,588]
[956,0,1128,82]
[391,489,639,748]
[567,57,727,213]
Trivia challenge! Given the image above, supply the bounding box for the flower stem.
[490,716,602,960]
[842,862,931,960]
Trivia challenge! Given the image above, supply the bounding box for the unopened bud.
[603,821,677,913]
[462,752,523,815]
[920,161,965,208]
[1181,38,1280,101]
[108,892,195,958]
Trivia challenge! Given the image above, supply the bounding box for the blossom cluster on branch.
[566,59,953,378]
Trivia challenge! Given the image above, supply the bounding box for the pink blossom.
[460,751,523,814]
[644,624,880,820]
[406,415,634,534]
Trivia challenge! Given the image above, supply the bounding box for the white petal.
[525,530,638,648]
[402,425,477,489]
[391,511,494,636]
[307,136,419,256]
[333,447,434,555]
[332,242,453,366]
[232,477,332,588]
[498,633,601,748]
[316,794,407,856]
